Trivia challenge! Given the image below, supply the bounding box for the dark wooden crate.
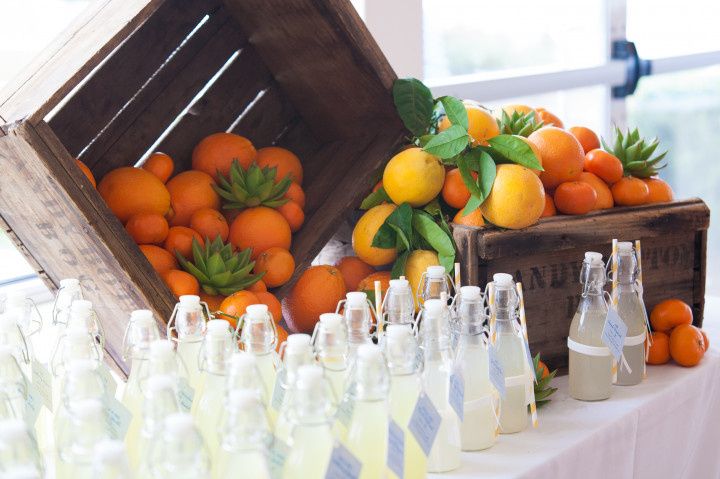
[453,198,710,372]
[0,0,404,375]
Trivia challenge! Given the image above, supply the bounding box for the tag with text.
[177,377,194,412]
[488,345,506,398]
[31,359,53,410]
[325,442,362,479]
[105,397,132,440]
[269,435,290,479]
[407,393,441,457]
[387,419,405,479]
[449,370,465,421]
[602,307,628,361]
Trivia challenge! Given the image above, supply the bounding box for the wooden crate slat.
[229,85,299,148]
[84,13,246,179]
[155,45,274,172]
[224,0,401,141]
[0,0,165,125]
[48,0,222,157]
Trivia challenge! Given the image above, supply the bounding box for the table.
[431,297,720,479]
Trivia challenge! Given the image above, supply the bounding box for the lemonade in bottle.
[55,399,111,479]
[135,375,180,478]
[238,304,278,402]
[490,273,529,434]
[383,324,427,479]
[166,295,210,394]
[274,333,314,441]
[0,419,45,476]
[147,413,210,479]
[283,365,335,479]
[226,351,268,404]
[568,252,613,401]
[214,389,272,479]
[92,440,133,479]
[338,292,375,360]
[417,298,461,472]
[312,312,349,402]
[614,242,647,386]
[346,344,389,479]
[455,285,497,450]
[146,339,192,412]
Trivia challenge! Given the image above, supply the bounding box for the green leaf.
[423,125,469,159]
[437,96,468,131]
[461,195,483,218]
[206,253,225,277]
[412,211,455,271]
[456,149,496,216]
[360,186,391,210]
[392,78,435,136]
[391,250,410,279]
[371,203,413,250]
[487,135,543,170]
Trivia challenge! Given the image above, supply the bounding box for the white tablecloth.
[431,297,720,479]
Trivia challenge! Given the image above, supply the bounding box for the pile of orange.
[647,298,709,367]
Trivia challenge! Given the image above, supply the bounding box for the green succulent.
[496,110,544,137]
[214,160,291,209]
[176,237,263,296]
[601,126,668,178]
[533,353,558,408]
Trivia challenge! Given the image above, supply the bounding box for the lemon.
[480,164,545,229]
[383,148,444,207]
[352,204,398,266]
[404,249,439,309]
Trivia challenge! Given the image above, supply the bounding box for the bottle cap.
[230,351,257,369]
[346,291,367,307]
[389,278,409,289]
[130,309,154,324]
[145,374,175,393]
[618,241,633,252]
[319,313,344,330]
[4,291,26,310]
[493,273,514,287]
[246,304,269,320]
[357,343,382,361]
[228,389,257,409]
[296,364,323,389]
[426,265,446,279]
[70,299,93,316]
[460,285,481,300]
[150,340,174,358]
[386,323,412,339]
[73,399,104,420]
[0,419,26,442]
[59,278,80,289]
[94,440,126,464]
[164,413,194,435]
[179,295,200,307]
[584,251,603,265]
[206,319,230,335]
[286,333,311,350]
[423,298,444,317]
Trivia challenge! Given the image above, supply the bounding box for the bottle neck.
[142,389,179,435]
[241,319,275,355]
[581,264,607,296]
[422,278,450,301]
[220,406,269,451]
[345,307,371,343]
[175,307,205,341]
[457,299,485,334]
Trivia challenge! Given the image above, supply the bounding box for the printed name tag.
[98,363,118,400]
[105,397,132,440]
[25,383,42,427]
[488,345,506,398]
[32,359,53,409]
[325,442,361,479]
[602,307,628,361]
[407,393,441,457]
[270,375,285,411]
[269,435,290,479]
[336,396,355,427]
[177,377,194,412]
[449,371,464,421]
[387,419,405,479]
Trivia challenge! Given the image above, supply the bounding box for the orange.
[277,200,305,233]
[528,127,585,189]
[98,167,170,223]
[192,132,256,179]
[335,256,376,292]
[578,172,614,210]
[357,271,391,295]
[441,168,472,209]
[229,206,291,259]
[248,279,267,293]
[701,330,710,352]
[453,207,485,227]
[282,265,347,333]
[553,181,597,215]
[650,299,693,333]
[165,170,220,227]
[162,269,199,297]
[256,291,282,323]
[256,146,304,185]
[644,177,674,203]
[189,208,229,242]
[541,194,556,217]
[569,126,600,154]
[500,104,536,118]
[647,331,671,365]
[254,247,295,288]
[164,226,204,260]
[141,152,174,183]
[439,102,499,146]
[139,244,178,274]
[537,360,550,379]
[584,149,623,185]
[125,212,169,244]
[218,290,259,329]
[199,292,225,312]
[669,324,706,367]
[535,107,564,128]
[285,182,306,209]
[516,135,543,176]
[275,324,289,352]
[611,177,649,206]
[76,159,96,188]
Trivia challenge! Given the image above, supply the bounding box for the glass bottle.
[455,285,497,450]
[92,440,134,479]
[148,413,210,479]
[0,346,29,422]
[614,242,647,386]
[383,324,427,479]
[418,266,453,305]
[146,339,192,412]
[491,273,529,434]
[569,252,613,401]
[417,298,461,472]
[0,312,30,373]
[3,291,41,349]
[51,279,83,329]
[214,389,272,479]
[225,351,268,405]
[311,312,349,403]
[135,375,180,478]
[64,300,104,348]
[274,333,314,441]
[238,304,278,402]
[0,419,44,476]
[282,365,335,479]
[346,344,390,479]
[338,292,374,360]
[55,399,111,479]
[383,278,415,327]
[166,295,210,394]
[121,310,160,466]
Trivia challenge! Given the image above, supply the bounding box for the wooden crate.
[0,0,405,375]
[453,198,710,372]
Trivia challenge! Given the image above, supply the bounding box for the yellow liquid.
[214,450,271,479]
[424,359,461,472]
[569,309,613,401]
[347,400,388,479]
[194,374,225,459]
[495,332,528,434]
[322,363,347,404]
[458,343,496,450]
[122,359,148,467]
[283,424,333,479]
[616,292,647,386]
[389,375,427,479]
[176,340,203,394]
[255,353,277,403]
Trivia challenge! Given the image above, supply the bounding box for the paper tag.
[25,383,42,427]
[407,393,441,457]
[268,435,290,479]
[387,419,404,479]
[31,359,53,409]
[336,396,355,427]
[325,442,362,479]
[104,397,132,440]
[98,364,117,400]
[270,376,285,411]
[488,345,506,398]
[449,371,464,421]
[177,377,194,412]
[602,307,628,361]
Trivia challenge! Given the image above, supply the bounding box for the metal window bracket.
[612,40,652,98]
